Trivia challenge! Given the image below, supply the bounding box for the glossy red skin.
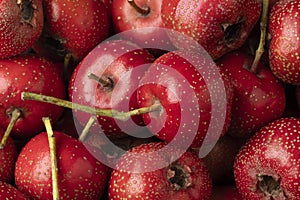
[0,55,66,140]
[211,185,243,200]
[15,131,110,200]
[0,0,43,59]
[0,128,17,183]
[218,52,286,138]
[108,142,212,200]
[137,50,233,148]
[69,40,155,138]
[234,117,300,200]
[33,0,110,62]
[268,0,300,85]
[0,181,30,200]
[112,0,172,48]
[161,0,261,60]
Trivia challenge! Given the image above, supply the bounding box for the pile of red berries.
[0,0,299,199]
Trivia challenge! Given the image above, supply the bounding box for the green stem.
[250,0,269,73]
[79,116,97,142]
[43,117,60,200]
[0,109,22,149]
[21,92,162,121]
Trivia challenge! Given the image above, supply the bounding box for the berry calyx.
[167,164,192,191]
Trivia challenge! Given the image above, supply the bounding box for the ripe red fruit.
[234,117,300,200]
[137,50,233,149]
[15,131,110,200]
[161,0,262,59]
[0,127,17,183]
[0,0,43,59]
[33,0,110,63]
[111,0,172,48]
[108,142,212,200]
[0,54,66,140]
[69,39,155,138]
[268,0,300,85]
[218,51,286,138]
[0,181,30,200]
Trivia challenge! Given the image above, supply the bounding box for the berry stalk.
[251,0,269,73]
[0,109,22,149]
[79,116,97,142]
[43,117,60,200]
[21,92,162,121]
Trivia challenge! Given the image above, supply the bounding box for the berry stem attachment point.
[88,73,114,88]
[250,0,269,73]
[0,109,22,149]
[43,117,60,200]
[128,0,150,15]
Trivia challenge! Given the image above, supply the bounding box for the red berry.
[268,0,300,85]
[15,131,110,199]
[137,50,233,148]
[108,142,212,199]
[0,0,43,59]
[218,51,286,138]
[111,0,172,50]
[234,117,300,200]
[33,0,110,62]
[69,39,155,137]
[0,54,66,139]
[161,0,261,59]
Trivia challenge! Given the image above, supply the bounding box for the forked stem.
[0,109,22,149]
[128,0,150,15]
[21,92,162,121]
[43,117,60,200]
[250,0,269,73]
